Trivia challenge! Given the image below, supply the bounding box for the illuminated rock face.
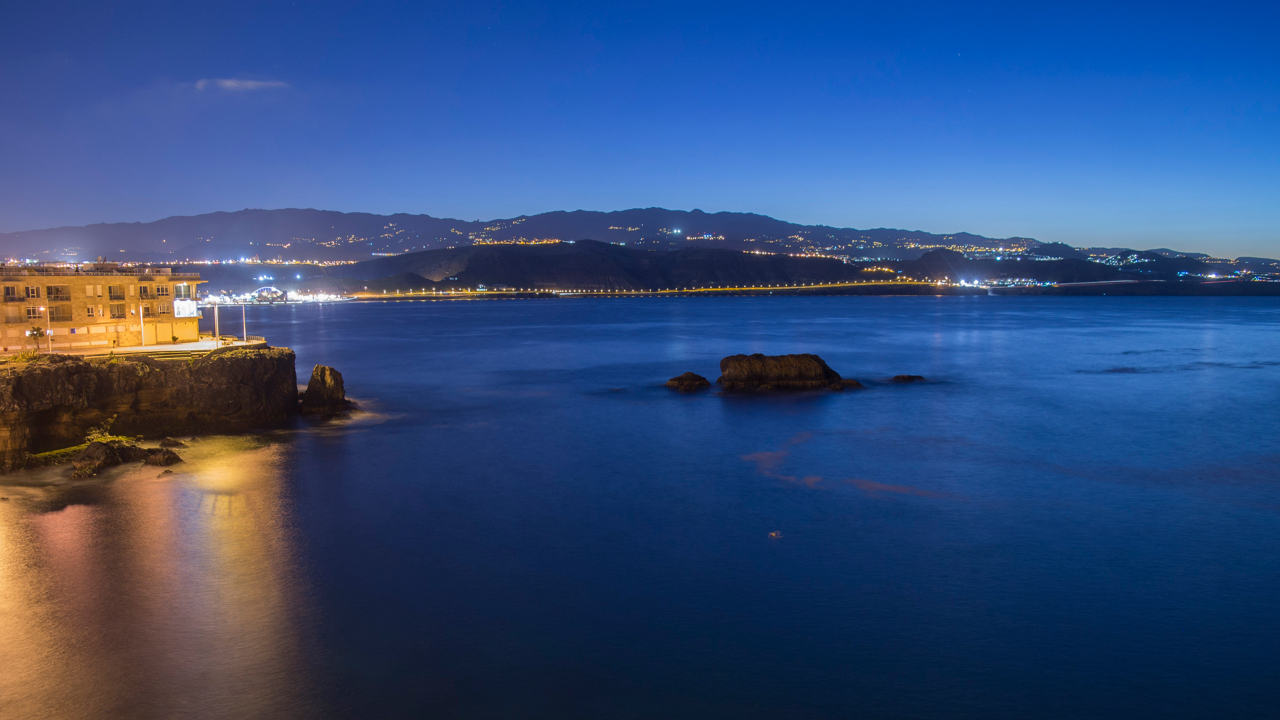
[299,365,354,416]
[0,347,298,472]
[717,353,846,391]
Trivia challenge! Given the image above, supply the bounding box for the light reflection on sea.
[0,437,318,720]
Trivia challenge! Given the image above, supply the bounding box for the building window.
[174,284,192,300]
[46,285,71,302]
[49,305,72,322]
[3,286,17,302]
[142,304,155,318]
[108,286,125,301]
[86,306,96,318]
[140,285,154,299]
[4,307,22,324]
[25,286,40,299]
[26,306,43,320]
[109,304,126,319]
[158,302,172,315]
[156,285,170,297]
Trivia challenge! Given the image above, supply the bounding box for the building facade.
[2,263,204,352]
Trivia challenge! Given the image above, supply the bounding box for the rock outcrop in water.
[299,364,356,416]
[891,375,926,383]
[717,353,859,391]
[69,439,184,478]
[665,372,712,392]
[0,348,298,472]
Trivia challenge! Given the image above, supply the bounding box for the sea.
[3,296,1280,719]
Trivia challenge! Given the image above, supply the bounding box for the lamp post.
[241,303,247,343]
[139,301,146,347]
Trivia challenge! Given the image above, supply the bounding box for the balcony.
[108,292,125,302]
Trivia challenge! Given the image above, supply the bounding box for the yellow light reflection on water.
[0,437,318,718]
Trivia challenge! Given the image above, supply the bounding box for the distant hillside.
[0,207,1034,263]
[180,243,1227,296]
[326,240,870,291]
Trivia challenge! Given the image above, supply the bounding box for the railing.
[108,293,125,301]
[3,296,22,302]
[0,268,189,277]
[47,293,72,303]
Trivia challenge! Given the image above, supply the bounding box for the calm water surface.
[3,296,1280,718]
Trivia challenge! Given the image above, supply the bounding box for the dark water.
[4,296,1280,719]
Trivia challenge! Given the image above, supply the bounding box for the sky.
[1,1,1276,256]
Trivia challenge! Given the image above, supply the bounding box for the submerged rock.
[665,372,712,392]
[717,354,845,391]
[116,444,151,463]
[891,375,926,383]
[159,437,187,448]
[144,448,183,466]
[300,365,355,416]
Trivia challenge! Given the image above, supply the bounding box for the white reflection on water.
[0,436,318,719]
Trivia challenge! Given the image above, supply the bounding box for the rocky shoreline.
[0,349,354,473]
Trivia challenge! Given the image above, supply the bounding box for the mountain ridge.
[0,207,1037,263]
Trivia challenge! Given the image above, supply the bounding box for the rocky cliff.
[0,348,298,472]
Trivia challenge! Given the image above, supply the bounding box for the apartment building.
[2,263,204,351]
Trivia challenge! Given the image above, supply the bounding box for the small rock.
[72,441,122,478]
[157,469,175,477]
[841,379,865,389]
[891,375,926,383]
[143,448,183,466]
[159,437,187,448]
[300,365,355,416]
[115,443,151,463]
[665,372,711,392]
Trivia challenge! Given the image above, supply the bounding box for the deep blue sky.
[1,1,1276,255]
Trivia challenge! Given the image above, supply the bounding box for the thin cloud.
[194,78,288,91]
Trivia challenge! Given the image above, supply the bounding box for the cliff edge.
[0,348,298,472]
